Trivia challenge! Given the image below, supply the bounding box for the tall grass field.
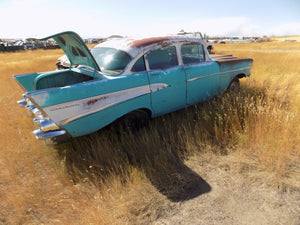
[0,39,299,224]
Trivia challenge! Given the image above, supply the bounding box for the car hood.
[40,31,100,71]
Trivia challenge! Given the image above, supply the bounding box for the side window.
[181,44,205,65]
[147,46,178,70]
[131,56,146,72]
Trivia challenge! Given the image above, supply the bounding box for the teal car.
[14,31,253,144]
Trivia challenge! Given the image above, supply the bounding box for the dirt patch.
[153,152,300,225]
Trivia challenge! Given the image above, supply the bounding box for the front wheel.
[227,78,240,94]
[207,46,212,53]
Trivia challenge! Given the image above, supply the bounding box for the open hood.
[41,31,100,71]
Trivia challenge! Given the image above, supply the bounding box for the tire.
[207,46,212,53]
[113,109,150,132]
[227,78,240,94]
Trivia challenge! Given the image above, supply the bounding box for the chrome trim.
[187,67,251,82]
[39,119,60,132]
[30,109,66,143]
[33,129,66,140]
[43,85,151,112]
[58,92,149,125]
[25,105,35,110]
[33,118,44,123]
[25,93,48,118]
[31,108,40,114]
[41,83,168,126]
[17,99,27,106]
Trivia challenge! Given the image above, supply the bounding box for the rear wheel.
[112,109,150,132]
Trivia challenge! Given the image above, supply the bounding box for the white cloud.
[266,22,300,36]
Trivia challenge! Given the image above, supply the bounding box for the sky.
[0,0,300,39]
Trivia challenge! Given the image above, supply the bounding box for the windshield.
[91,47,132,75]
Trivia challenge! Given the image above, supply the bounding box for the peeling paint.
[86,96,108,106]
[95,36,207,59]
[211,55,253,66]
[129,36,173,48]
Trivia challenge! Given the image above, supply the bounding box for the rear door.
[181,44,220,105]
[146,45,187,116]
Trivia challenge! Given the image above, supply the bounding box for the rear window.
[91,47,131,75]
[147,46,178,70]
[181,44,205,64]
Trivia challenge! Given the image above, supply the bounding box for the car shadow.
[53,82,269,202]
[142,155,211,202]
[55,124,211,202]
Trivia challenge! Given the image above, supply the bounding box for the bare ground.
[151,152,300,225]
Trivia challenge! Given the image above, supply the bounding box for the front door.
[181,44,220,105]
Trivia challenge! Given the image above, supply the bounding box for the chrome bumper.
[18,94,70,144]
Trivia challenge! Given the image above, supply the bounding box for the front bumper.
[18,94,70,144]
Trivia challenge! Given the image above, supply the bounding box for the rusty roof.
[128,36,174,48]
[95,36,205,58]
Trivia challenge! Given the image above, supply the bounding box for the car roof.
[94,36,205,58]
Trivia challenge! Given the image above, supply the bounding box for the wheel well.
[116,108,152,121]
[226,76,241,93]
[110,108,152,131]
[136,108,152,118]
[237,73,245,79]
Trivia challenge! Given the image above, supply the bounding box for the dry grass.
[0,41,300,224]
[271,35,300,42]
[214,43,300,173]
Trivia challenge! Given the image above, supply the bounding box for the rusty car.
[14,31,253,144]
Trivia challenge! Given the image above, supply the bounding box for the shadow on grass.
[54,82,270,202]
[55,118,211,202]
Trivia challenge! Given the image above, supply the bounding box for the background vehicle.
[177,30,214,53]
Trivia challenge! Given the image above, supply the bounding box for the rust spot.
[210,55,253,66]
[129,36,174,48]
[87,99,98,105]
[87,96,108,105]
[179,41,200,45]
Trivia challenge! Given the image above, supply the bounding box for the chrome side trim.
[58,92,149,125]
[187,66,251,82]
[41,83,168,126]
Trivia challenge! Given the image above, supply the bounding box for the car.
[177,31,214,53]
[218,37,255,44]
[14,31,253,144]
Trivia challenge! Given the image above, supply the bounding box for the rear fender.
[13,73,41,92]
